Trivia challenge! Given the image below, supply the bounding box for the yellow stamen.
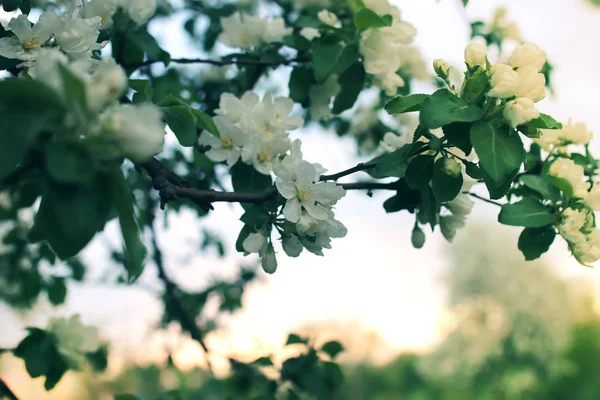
[297,186,311,201]
[221,138,233,148]
[22,39,39,50]
[258,151,272,162]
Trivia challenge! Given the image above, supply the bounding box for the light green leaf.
[162,106,197,147]
[498,197,556,227]
[353,8,390,31]
[45,142,95,183]
[527,113,562,129]
[470,121,525,183]
[191,109,219,136]
[460,68,488,104]
[419,89,483,129]
[520,174,561,201]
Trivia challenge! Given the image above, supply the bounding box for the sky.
[4,0,600,396]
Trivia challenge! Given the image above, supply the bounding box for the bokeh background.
[4,0,600,398]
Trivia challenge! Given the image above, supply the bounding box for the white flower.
[584,185,600,210]
[87,58,127,112]
[102,104,165,161]
[255,92,304,134]
[317,10,338,26]
[446,193,474,216]
[464,43,487,69]
[510,43,546,72]
[503,98,540,128]
[363,0,401,21]
[433,58,451,80]
[47,315,100,368]
[398,46,429,82]
[538,120,593,150]
[261,245,278,273]
[198,116,249,166]
[282,234,303,257]
[262,17,292,43]
[515,66,546,102]
[27,48,72,92]
[242,134,291,174]
[487,64,519,99]
[300,27,320,41]
[120,0,156,26]
[440,214,466,242]
[243,232,267,253]
[309,75,340,120]
[85,0,119,28]
[380,132,409,153]
[0,12,59,61]
[559,208,588,242]
[548,158,590,198]
[54,15,105,55]
[572,229,600,265]
[215,91,260,126]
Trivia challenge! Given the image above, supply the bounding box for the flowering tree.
[0,0,598,397]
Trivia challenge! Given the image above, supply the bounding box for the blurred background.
[4,0,600,398]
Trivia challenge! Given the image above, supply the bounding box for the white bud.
[515,66,546,102]
[261,245,278,274]
[441,158,462,177]
[243,232,266,254]
[411,226,425,249]
[510,43,546,72]
[87,59,127,112]
[282,234,303,257]
[487,64,519,99]
[300,27,320,41]
[317,10,338,26]
[433,58,450,80]
[121,0,157,26]
[464,43,487,69]
[503,98,540,128]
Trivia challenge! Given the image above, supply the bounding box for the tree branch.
[466,192,503,207]
[0,378,19,400]
[320,162,377,182]
[146,197,214,375]
[340,181,398,191]
[134,56,307,69]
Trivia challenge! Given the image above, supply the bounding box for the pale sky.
[4,0,600,396]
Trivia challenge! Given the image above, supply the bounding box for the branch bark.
[0,378,19,400]
[320,162,377,181]
[134,56,307,69]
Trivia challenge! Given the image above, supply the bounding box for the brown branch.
[320,162,377,182]
[146,197,214,375]
[134,56,307,69]
[466,192,503,207]
[341,181,398,191]
[0,378,19,400]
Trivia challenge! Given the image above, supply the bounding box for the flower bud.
[87,58,127,112]
[433,58,450,80]
[510,43,546,72]
[411,225,426,249]
[487,64,519,98]
[261,245,278,274]
[317,10,338,26]
[300,27,320,41]
[441,158,462,177]
[503,97,539,128]
[124,0,157,26]
[515,66,546,102]
[464,43,487,69]
[243,232,266,254]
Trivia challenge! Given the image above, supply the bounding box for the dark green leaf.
[129,29,170,65]
[382,180,420,213]
[518,226,556,261]
[45,142,95,183]
[3,0,22,12]
[432,158,463,202]
[47,278,67,305]
[527,113,562,129]
[250,356,274,366]
[58,63,87,109]
[443,122,472,155]
[520,175,561,201]
[289,66,315,103]
[419,89,483,129]
[191,109,219,136]
[470,121,524,183]
[231,163,273,194]
[498,197,556,227]
[286,333,309,346]
[405,155,435,190]
[320,341,344,359]
[312,40,343,82]
[367,144,411,179]
[162,106,197,147]
[114,395,141,400]
[385,94,429,115]
[465,161,483,179]
[420,187,438,231]
[460,68,488,104]
[332,62,365,114]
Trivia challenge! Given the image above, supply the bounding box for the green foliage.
[353,8,392,31]
[419,89,483,129]
[432,158,463,202]
[498,197,556,228]
[518,226,556,260]
[405,155,435,190]
[385,93,429,114]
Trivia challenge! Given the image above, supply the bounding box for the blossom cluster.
[47,314,101,368]
[466,42,547,127]
[358,0,417,95]
[0,4,165,162]
[218,12,292,49]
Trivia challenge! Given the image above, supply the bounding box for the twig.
[147,197,214,375]
[320,162,377,181]
[0,378,19,400]
[133,56,307,69]
[466,192,503,207]
[341,181,398,191]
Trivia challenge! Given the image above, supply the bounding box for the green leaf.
[3,0,22,12]
[382,180,420,213]
[498,197,556,228]
[518,226,556,261]
[0,111,48,180]
[520,175,561,201]
[432,158,463,202]
[353,8,390,30]
[332,62,365,114]
[527,113,562,129]
[289,66,315,103]
[312,40,343,83]
[19,0,31,14]
[462,0,469,6]
[250,356,274,366]
[162,106,197,147]
[420,187,438,231]
[320,341,344,359]
[108,169,146,283]
[114,395,141,400]
[333,43,359,76]
[465,161,483,179]
[235,225,252,253]
[286,333,309,346]
[129,29,170,66]
[460,68,488,104]
[367,144,411,179]
[482,168,518,200]
[385,94,429,115]
[58,63,87,109]
[29,178,114,259]
[231,163,273,194]
[191,109,219,136]
[405,155,435,190]
[470,121,525,183]
[45,142,95,183]
[443,122,472,155]
[419,89,483,129]
[47,278,67,305]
